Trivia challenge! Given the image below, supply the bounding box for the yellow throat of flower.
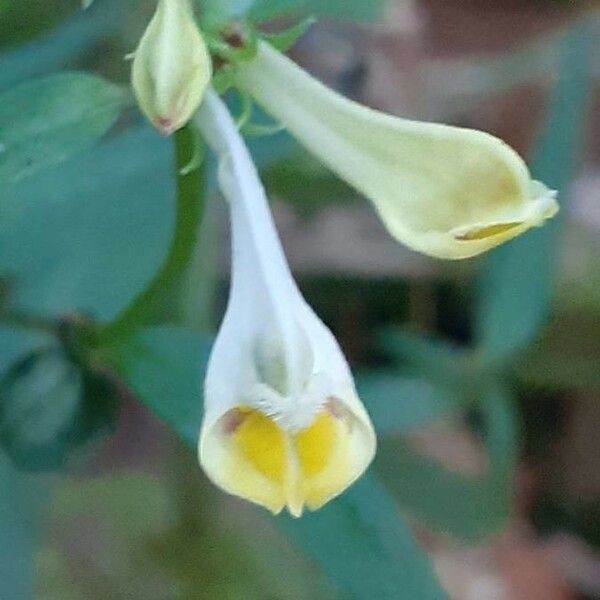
[202,398,373,517]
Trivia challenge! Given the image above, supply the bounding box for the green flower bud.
[132,0,212,135]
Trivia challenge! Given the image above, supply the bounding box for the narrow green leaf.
[0,72,127,186]
[376,383,518,541]
[475,22,595,363]
[261,16,316,52]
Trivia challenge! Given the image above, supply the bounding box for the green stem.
[100,125,204,342]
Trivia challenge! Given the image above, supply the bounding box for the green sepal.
[234,90,253,130]
[261,15,316,52]
[179,124,206,176]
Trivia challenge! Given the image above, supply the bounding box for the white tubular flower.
[234,41,558,260]
[196,89,376,517]
[131,0,212,135]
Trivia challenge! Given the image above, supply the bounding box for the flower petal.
[196,89,376,516]
[235,41,558,259]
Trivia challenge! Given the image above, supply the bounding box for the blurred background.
[0,1,599,599]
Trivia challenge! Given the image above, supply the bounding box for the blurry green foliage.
[475,20,594,366]
[376,383,517,541]
[0,73,128,187]
[357,373,456,433]
[201,0,389,24]
[0,129,174,322]
[262,149,357,213]
[0,329,53,600]
[0,346,119,471]
[0,0,72,49]
[0,3,596,600]
[517,309,600,391]
[106,327,211,444]
[0,0,119,91]
[39,471,337,599]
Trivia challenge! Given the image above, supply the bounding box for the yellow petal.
[199,400,375,517]
[235,42,558,260]
[131,0,212,134]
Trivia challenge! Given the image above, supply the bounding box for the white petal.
[195,89,375,515]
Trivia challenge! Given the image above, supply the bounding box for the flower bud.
[132,0,212,135]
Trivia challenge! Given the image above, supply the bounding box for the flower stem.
[100,125,205,342]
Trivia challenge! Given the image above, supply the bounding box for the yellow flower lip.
[196,90,376,516]
[131,0,212,135]
[201,396,375,517]
[235,41,559,260]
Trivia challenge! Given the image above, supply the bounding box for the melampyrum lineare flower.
[235,41,558,260]
[132,0,211,135]
[196,89,376,517]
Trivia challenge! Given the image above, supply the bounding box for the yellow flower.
[235,41,558,260]
[131,0,212,135]
[196,90,376,516]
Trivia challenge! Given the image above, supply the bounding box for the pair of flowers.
[132,0,558,516]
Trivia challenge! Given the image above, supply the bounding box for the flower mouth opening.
[453,221,522,241]
[204,398,371,517]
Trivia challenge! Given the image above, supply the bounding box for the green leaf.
[0,327,54,377]
[376,383,518,541]
[357,372,457,433]
[279,474,446,599]
[474,22,595,364]
[107,326,446,599]
[0,72,128,186]
[0,347,120,471]
[105,326,211,445]
[0,128,174,322]
[248,0,388,22]
[0,1,118,91]
[377,329,476,393]
[262,149,355,211]
[0,349,83,470]
[0,0,72,50]
[0,453,39,600]
[516,309,600,391]
[201,0,389,24]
